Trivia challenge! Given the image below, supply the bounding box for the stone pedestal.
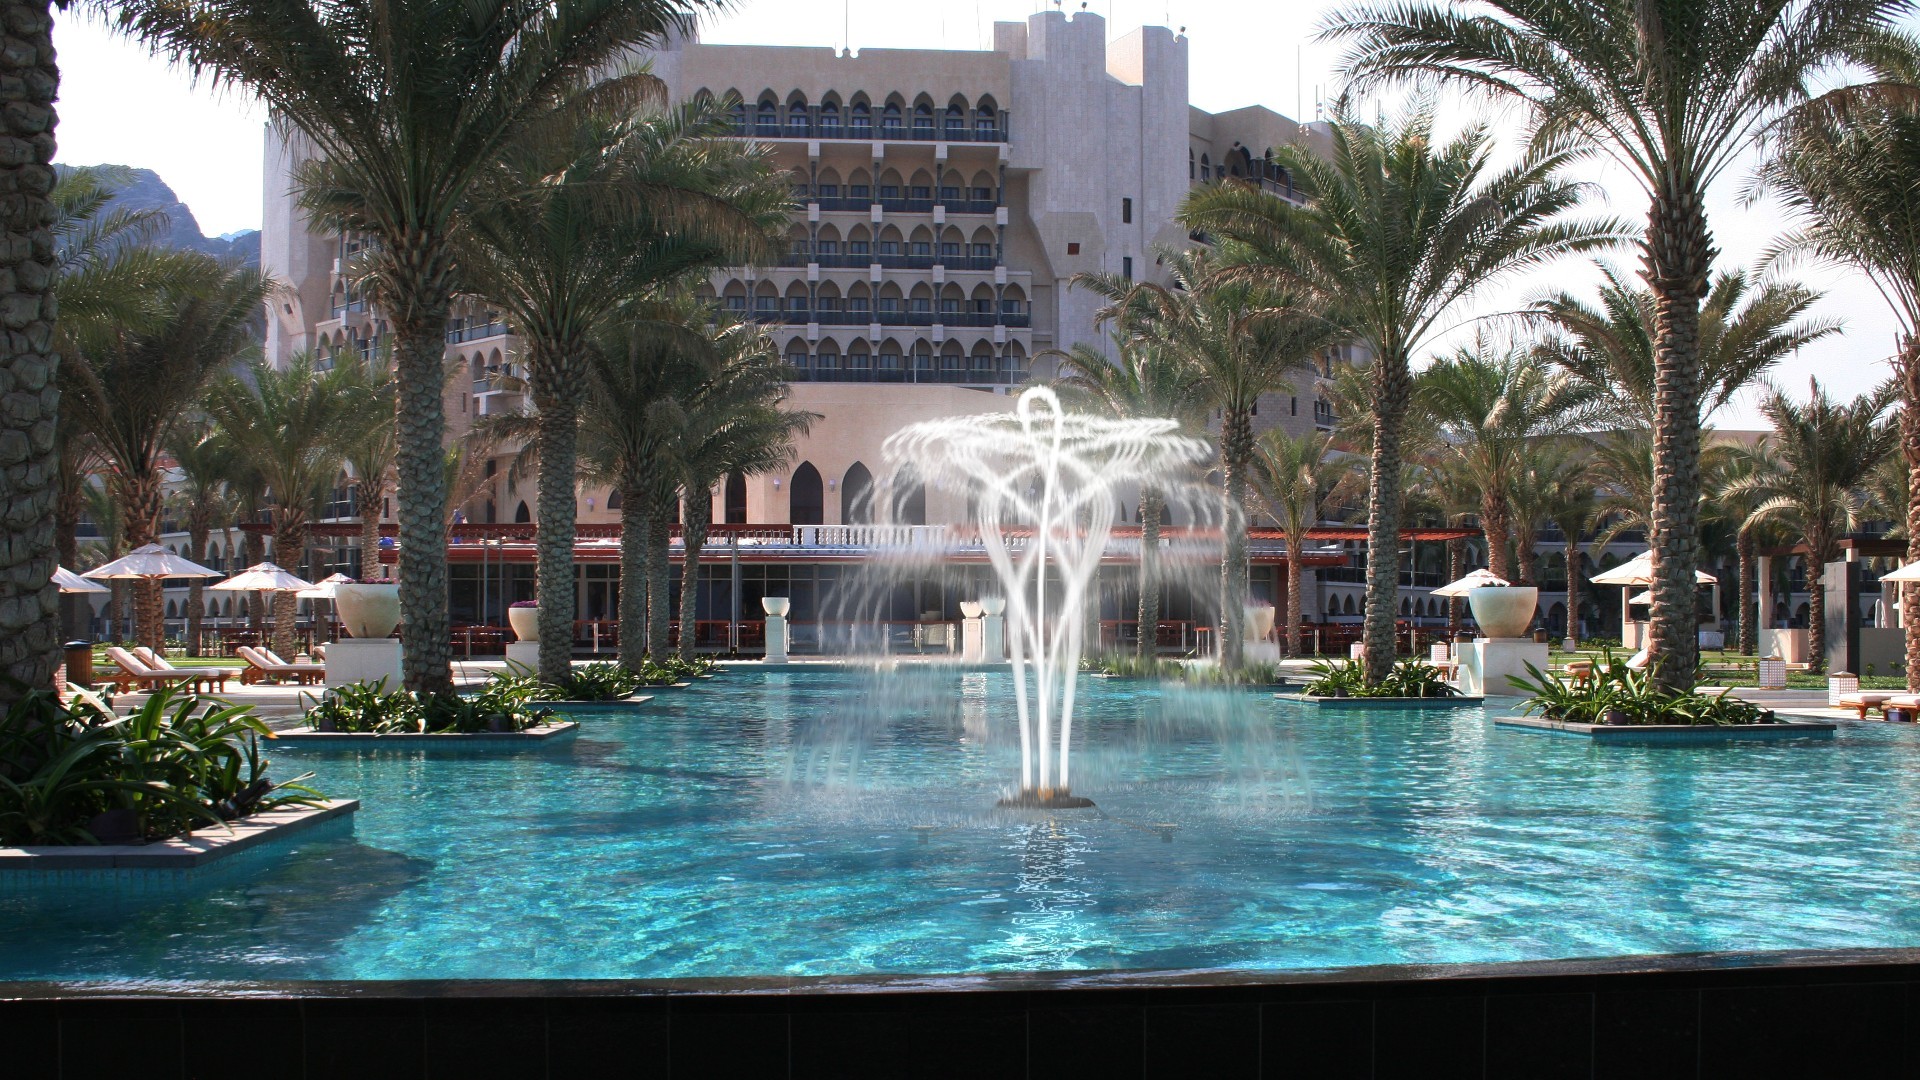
[1457,638,1549,697]
[504,641,541,671]
[326,638,405,689]
[981,615,1005,661]
[764,615,789,662]
[961,616,984,660]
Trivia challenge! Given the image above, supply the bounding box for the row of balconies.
[447,319,512,344]
[735,307,1031,329]
[775,253,1000,271]
[809,195,1000,215]
[732,115,1009,144]
[786,365,1028,386]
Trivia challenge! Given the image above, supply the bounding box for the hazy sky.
[47,0,1900,427]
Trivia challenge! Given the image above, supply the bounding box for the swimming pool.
[2,668,1913,984]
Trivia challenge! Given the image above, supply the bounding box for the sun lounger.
[237,645,325,685]
[104,646,199,694]
[132,646,241,693]
[1837,691,1902,720]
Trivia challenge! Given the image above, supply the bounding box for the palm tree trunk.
[619,492,647,672]
[1645,183,1713,693]
[1363,354,1412,683]
[530,358,585,684]
[388,246,455,693]
[646,499,673,659]
[107,583,125,643]
[0,0,60,697]
[245,527,266,634]
[1447,536,1465,634]
[1737,528,1758,657]
[1805,540,1831,676]
[270,517,306,660]
[1900,352,1920,690]
[1137,486,1163,659]
[358,478,385,581]
[187,515,208,656]
[121,471,166,651]
[679,493,710,662]
[1284,524,1305,656]
[1564,539,1580,647]
[1481,491,1515,581]
[1220,407,1253,670]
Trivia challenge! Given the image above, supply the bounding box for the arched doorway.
[842,462,873,524]
[790,462,824,525]
[514,501,531,523]
[725,471,747,524]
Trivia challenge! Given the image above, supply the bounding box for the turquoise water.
[3,668,1918,983]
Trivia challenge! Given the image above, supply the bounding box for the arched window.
[725,470,748,524]
[514,501,531,523]
[842,462,873,524]
[607,490,623,511]
[898,480,927,526]
[790,462,824,525]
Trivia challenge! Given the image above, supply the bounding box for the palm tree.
[208,354,385,659]
[1181,106,1624,682]
[1050,324,1211,658]
[672,318,814,662]
[453,99,788,681]
[1081,249,1338,669]
[1732,381,1895,674]
[0,0,62,692]
[61,257,270,649]
[1761,59,1920,687]
[1415,347,1598,583]
[168,424,240,656]
[1533,264,1839,428]
[1330,0,1896,691]
[1251,429,1352,656]
[117,0,726,693]
[1710,444,1790,656]
[1509,440,1599,644]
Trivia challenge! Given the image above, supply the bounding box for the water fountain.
[884,387,1210,808]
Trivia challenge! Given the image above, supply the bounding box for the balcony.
[814,197,872,212]
[331,299,369,318]
[731,116,1010,143]
[788,365,1029,385]
[938,199,999,215]
[447,320,510,344]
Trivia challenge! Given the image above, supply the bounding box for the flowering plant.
[509,600,539,609]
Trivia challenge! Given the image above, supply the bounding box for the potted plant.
[334,578,402,638]
[508,600,540,643]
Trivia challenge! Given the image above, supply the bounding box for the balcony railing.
[938,199,999,215]
[788,366,1029,385]
[447,321,510,344]
[750,309,1029,329]
[732,117,1010,143]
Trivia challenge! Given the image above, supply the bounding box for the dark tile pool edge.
[8,945,1920,1000]
[7,949,1916,1079]
[1495,716,1838,741]
[1277,693,1486,708]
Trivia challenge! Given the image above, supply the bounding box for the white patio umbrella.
[1590,551,1717,587]
[1431,568,1510,597]
[53,565,108,594]
[210,562,315,593]
[296,572,354,600]
[1880,561,1920,583]
[83,543,222,581]
[1627,590,1654,605]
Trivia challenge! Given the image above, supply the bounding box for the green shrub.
[1302,659,1459,698]
[1508,651,1771,726]
[0,687,320,845]
[304,677,552,734]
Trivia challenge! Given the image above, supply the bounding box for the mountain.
[63,165,261,269]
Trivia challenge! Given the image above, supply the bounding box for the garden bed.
[0,799,358,876]
[1279,693,1483,708]
[277,722,578,745]
[1495,716,1835,741]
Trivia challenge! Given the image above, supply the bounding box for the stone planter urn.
[334,583,402,639]
[1466,585,1538,640]
[507,605,540,643]
[761,596,791,618]
[959,601,983,619]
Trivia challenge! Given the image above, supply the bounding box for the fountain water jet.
[884,387,1210,808]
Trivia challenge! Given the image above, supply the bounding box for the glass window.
[909,241,930,256]
[940,186,960,200]
[910,185,931,199]
[970,243,993,259]
[877,297,900,313]
[849,240,870,255]
[850,184,870,199]
[817,184,839,198]
[939,298,960,313]
[879,184,900,199]
[909,298,931,313]
[877,240,900,255]
[939,242,960,257]
[972,186,994,202]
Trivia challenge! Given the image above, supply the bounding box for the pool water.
[4,668,1918,983]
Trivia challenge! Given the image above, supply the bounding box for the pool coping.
[528,696,653,711]
[0,799,359,872]
[1277,693,1485,708]
[1494,715,1837,740]
[4,944,1918,1000]
[274,722,579,744]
